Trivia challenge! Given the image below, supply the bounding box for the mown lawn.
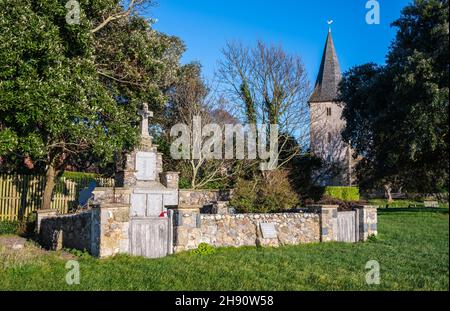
[368,199,449,209]
[0,208,448,291]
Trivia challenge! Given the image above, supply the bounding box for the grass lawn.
[368,199,449,209]
[0,208,448,291]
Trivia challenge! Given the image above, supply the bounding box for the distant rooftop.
[309,30,342,103]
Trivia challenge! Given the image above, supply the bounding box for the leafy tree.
[339,0,449,199]
[0,0,184,209]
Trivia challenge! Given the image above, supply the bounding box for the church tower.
[309,29,352,186]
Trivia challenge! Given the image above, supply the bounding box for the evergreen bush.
[324,186,360,201]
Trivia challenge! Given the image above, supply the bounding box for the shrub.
[324,186,360,201]
[229,179,258,213]
[191,243,216,255]
[256,171,300,213]
[178,176,191,189]
[0,221,20,235]
[64,248,92,259]
[230,171,299,213]
[367,234,378,242]
[0,213,37,237]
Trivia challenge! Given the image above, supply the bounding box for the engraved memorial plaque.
[146,194,163,217]
[130,193,147,217]
[260,222,277,239]
[135,151,156,181]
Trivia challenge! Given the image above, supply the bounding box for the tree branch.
[90,0,140,34]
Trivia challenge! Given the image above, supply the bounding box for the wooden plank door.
[337,211,357,242]
[129,216,172,258]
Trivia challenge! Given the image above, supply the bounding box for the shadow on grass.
[378,207,449,215]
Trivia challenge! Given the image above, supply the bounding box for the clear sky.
[151,0,412,84]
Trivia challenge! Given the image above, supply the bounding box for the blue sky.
[151,0,412,83]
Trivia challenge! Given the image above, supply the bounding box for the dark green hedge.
[324,186,360,201]
[61,171,99,179]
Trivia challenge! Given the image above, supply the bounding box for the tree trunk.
[42,162,57,210]
[384,184,393,203]
[190,161,198,189]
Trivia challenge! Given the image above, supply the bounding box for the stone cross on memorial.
[135,103,156,181]
[138,102,153,138]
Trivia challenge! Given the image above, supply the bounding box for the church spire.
[309,30,342,103]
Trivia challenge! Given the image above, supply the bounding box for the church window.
[327,132,332,144]
[326,107,332,116]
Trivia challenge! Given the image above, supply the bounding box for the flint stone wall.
[172,210,321,252]
[179,189,233,207]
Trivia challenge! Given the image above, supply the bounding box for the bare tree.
[217,41,311,170]
[166,63,238,189]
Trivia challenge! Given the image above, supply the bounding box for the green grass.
[368,199,449,209]
[0,208,448,291]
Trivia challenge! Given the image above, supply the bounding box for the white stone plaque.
[135,152,156,181]
[260,222,277,239]
[130,193,147,217]
[146,194,163,217]
[163,193,178,206]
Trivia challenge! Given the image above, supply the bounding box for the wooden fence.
[0,174,114,221]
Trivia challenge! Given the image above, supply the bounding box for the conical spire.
[309,31,342,103]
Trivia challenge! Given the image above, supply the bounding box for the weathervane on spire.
[327,19,334,32]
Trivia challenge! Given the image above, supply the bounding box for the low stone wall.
[172,210,321,252]
[178,189,233,207]
[39,210,93,252]
[37,203,130,257]
[172,205,378,252]
[38,204,378,257]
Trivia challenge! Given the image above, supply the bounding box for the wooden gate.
[337,211,357,242]
[129,214,173,258]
